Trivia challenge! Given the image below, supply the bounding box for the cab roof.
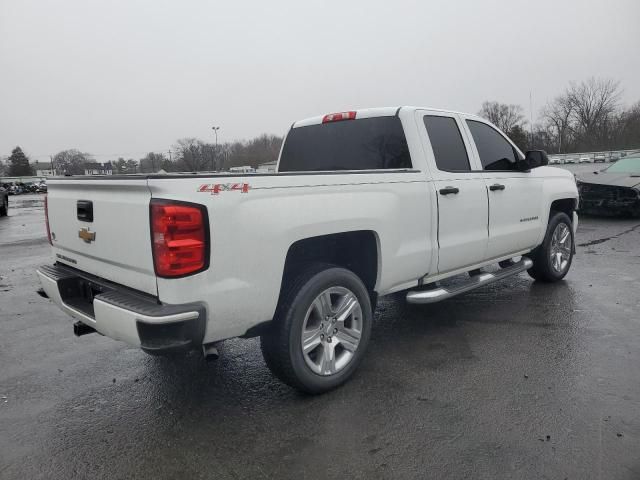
[291,106,480,128]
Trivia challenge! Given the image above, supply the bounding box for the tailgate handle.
[77,200,93,222]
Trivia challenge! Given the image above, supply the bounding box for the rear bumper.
[37,264,206,354]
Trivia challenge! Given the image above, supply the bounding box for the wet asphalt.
[1,193,639,479]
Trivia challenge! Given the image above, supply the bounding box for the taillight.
[150,200,209,278]
[44,194,52,245]
[322,111,357,123]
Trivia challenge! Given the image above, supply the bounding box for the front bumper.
[37,264,206,354]
[578,183,640,216]
[579,198,640,217]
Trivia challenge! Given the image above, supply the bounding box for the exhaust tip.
[203,343,220,362]
[73,321,96,337]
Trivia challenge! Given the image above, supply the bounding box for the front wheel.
[261,264,372,394]
[526,211,574,282]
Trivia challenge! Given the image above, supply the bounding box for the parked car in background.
[577,156,640,217]
[564,157,577,164]
[594,153,606,163]
[24,183,39,193]
[37,182,48,193]
[37,106,579,393]
[579,156,591,164]
[610,153,620,162]
[0,185,8,216]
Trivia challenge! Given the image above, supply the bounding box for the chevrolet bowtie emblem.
[78,228,96,243]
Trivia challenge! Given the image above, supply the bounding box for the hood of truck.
[47,178,157,295]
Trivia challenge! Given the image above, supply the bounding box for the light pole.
[211,126,220,171]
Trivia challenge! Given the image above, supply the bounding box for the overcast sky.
[1,0,639,162]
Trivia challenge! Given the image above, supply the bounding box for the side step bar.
[406,258,533,304]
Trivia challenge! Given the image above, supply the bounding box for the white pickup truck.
[37,107,579,393]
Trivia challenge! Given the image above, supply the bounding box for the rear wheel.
[261,264,372,394]
[526,212,574,282]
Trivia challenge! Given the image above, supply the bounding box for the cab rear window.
[279,116,412,172]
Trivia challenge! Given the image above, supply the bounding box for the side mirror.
[520,150,549,170]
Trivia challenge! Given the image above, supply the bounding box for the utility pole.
[558,129,563,154]
[529,91,534,147]
[212,126,220,171]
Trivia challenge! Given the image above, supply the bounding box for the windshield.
[604,157,640,174]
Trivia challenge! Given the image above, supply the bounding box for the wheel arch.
[278,230,380,300]
[549,197,578,219]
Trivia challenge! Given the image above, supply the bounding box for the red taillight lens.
[322,111,357,123]
[44,194,52,245]
[150,200,209,278]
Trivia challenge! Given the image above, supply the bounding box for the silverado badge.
[78,228,96,243]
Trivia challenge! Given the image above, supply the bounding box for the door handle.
[439,186,459,195]
[489,184,506,191]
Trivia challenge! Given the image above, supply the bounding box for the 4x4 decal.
[198,183,250,195]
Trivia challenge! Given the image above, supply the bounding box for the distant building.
[84,162,113,175]
[33,161,55,177]
[257,160,277,173]
[229,165,255,173]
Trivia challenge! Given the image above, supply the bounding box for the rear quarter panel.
[149,172,431,342]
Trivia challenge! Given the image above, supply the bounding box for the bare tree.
[223,134,283,169]
[52,149,93,175]
[173,138,210,172]
[478,101,526,134]
[566,77,621,149]
[614,101,640,150]
[139,152,166,173]
[541,95,573,153]
[125,159,138,173]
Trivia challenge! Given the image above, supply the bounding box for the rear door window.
[423,116,471,171]
[466,120,522,170]
[279,116,412,172]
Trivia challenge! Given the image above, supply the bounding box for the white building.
[33,162,55,177]
[84,162,113,175]
[229,165,255,173]
[256,160,277,173]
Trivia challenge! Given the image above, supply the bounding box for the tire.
[0,196,7,216]
[261,264,372,394]
[526,211,574,282]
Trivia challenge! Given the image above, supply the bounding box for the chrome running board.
[406,258,533,304]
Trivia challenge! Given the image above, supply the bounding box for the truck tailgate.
[47,178,157,295]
